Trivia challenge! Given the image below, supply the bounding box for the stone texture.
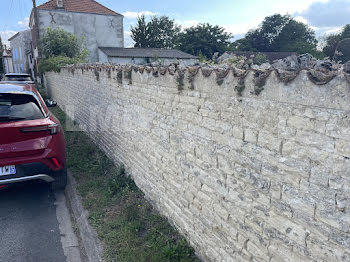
[44,64,350,262]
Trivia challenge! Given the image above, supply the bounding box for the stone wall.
[44,63,350,262]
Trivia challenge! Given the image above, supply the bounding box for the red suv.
[0,84,67,190]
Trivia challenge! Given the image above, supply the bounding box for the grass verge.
[49,105,200,262]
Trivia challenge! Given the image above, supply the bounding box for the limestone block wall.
[45,64,350,262]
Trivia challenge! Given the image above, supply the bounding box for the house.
[2,48,14,74]
[27,0,197,77]
[30,0,124,64]
[98,47,199,66]
[9,30,33,75]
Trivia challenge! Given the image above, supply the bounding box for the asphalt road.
[0,182,81,262]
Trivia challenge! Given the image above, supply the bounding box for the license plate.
[0,166,16,176]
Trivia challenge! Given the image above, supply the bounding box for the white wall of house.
[10,30,32,74]
[37,9,124,63]
[3,56,14,73]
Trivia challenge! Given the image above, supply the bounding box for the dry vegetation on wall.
[65,58,350,99]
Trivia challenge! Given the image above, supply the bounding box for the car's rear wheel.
[51,168,67,191]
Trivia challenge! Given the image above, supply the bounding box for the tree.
[271,19,317,53]
[323,24,350,62]
[131,15,149,48]
[246,14,291,52]
[232,14,319,55]
[177,23,233,58]
[38,28,88,73]
[228,38,257,52]
[40,28,88,59]
[131,15,181,48]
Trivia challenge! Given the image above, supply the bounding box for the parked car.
[1,73,34,83]
[0,83,67,190]
[1,73,36,89]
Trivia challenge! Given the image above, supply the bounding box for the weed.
[117,70,123,84]
[94,69,100,82]
[177,72,185,92]
[124,70,132,85]
[253,71,270,95]
[188,74,196,90]
[153,69,159,77]
[216,69,230,86]
[235,78,246,97]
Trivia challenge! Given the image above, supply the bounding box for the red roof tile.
[38,0,121,16]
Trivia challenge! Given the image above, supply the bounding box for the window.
[20,64,24,73]
[0,93,44,121]
[4,75,32,81]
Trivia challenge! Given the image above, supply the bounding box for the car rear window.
[0,93,45,122]
[4,75,32,81]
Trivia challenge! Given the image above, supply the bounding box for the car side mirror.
[45,99,57,107]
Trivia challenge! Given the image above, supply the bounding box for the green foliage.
[131,15,181,48]
[40,28,88,59]
[235,78,246,97]
[131,15,148,48]
[334,38,350,63]
[177,23,232,59]
[177,72,185,91]
[228,38,257,52]
[38,28,88,73]
[323,24,350,62]
[117,70,123,84]
[232,14,319,55]
[254,53,268,65]
[38,55,83,73]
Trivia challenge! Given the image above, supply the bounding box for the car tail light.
[20,124,61,135]
[51,157,61,168]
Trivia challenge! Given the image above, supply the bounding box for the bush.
[254,53,268,65]
[38,28,89,73]
[38,56,83,73]
[40,28,88,59]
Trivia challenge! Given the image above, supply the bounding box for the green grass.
[49,105,200,262]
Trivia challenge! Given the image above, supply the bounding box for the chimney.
[56,0,64,8]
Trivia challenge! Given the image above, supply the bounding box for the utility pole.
[32,0,41,82]
[32,0,40,55]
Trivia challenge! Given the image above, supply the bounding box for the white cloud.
[271,0,329,15]
[123,11,158,19]
[18,17,29,29]
[222,15,265,38]
[294,16,308,24]
[179,20,200,29]
[124,31,134,48]
[0,30,18,46]
[314,26,343,37]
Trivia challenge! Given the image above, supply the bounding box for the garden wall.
[44,63,350,262]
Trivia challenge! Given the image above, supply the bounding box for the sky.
[0,0,349,47]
